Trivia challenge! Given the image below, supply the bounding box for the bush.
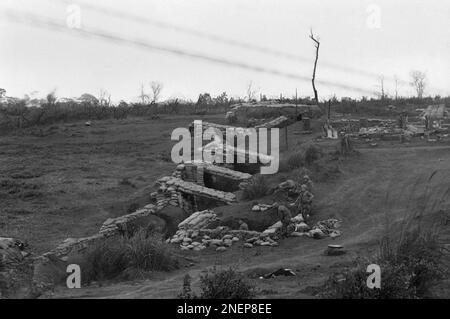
[279,144,323,173]
[303,144,323,166]
[68,229,178,283]
[241,175,270,200]
[199,267,255,299]
[320,224,445,299]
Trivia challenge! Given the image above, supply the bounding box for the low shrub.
[68,229,178,284]
[320,223,445,299]
[303,144,323,166]
[241,175,270,200]
[199,267,255,299]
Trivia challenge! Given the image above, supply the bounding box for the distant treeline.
[0,92,239,132]
[0,89,448,132]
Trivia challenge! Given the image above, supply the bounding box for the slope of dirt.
[51,143,450,299]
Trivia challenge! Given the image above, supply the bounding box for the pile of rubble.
[302,218,342,239]
[168,205,342,253]
[167,210,281,251]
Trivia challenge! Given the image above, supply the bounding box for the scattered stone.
[210,239,223,246]
[244,243,253,248]
[216,246,227,252]
[309,228,326,239]
[290,232,307,237]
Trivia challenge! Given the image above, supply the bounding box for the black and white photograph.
[0,0,449,303]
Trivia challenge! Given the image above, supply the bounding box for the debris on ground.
[251,203,274,212]
[307,219,342,239]
[260,268,296,279]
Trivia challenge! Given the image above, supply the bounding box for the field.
[1,113,448,298]
[0,115,221,253]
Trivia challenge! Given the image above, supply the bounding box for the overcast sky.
[0,0,449,102]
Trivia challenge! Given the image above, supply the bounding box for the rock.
[262,228,276,235]
[252,205,261,212]
[191,241,201,247]
[216,246,227,252]
[290,232,307,237]
[186,245,194,250]
[183,237,192,243]
[329,230,342,238]
[309,228,326,239]
[223,239,233,247]
[210,239,223,246]
[294,222,309,232]
[244,243,253,248]
[291,214,304,223]
[246,237,258,243]
[232,237,239,242]
[270,242,279,247]
[260,242,271,246]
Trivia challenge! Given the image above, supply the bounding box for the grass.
[320,173,448,299]
[321,225,445,299]
[279,143,323,173]
[241,175,270,200]
[68,229,179,284]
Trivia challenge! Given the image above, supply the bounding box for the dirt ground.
[1,116,449,298]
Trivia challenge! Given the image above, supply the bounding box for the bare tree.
[98,89,111,107]
[309,29,320,106]
[139,83,149,104]
[150,81,163,104]
[377,75,386,100]
[394,75,399,100]
[46,91,57,106]
[410,70,426,99]
[246,81,256,102]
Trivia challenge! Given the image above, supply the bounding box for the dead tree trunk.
[309,29,320,106]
